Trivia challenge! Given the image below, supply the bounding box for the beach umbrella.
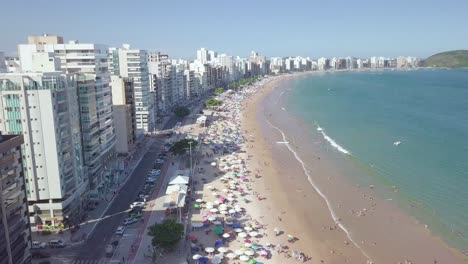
[220,210,228,215]
[222,188,229,192]
[244,226,252,232]
[194,203,200,209]
[238,232,248,238]
[251,244,259,250]
[208,216,216,221]
[244,242,252,248]
[234,228,243,233]
[244,250,255,256]
[239,255,249,261]
[212,192,218,196]
[213,220,222,225]
[227,197,234,202]
[205,247,215,253]
[226,252,237,259]
[235,208,243,212]
[228,209,236,214]
[260,250,268,257]
[248,259,257,264]
[214,240,223,247]
[235,249,244,255]
[192,254,202,260]
[227,193,234,197]
[222,233,230,238]
[210,208,219,213]
[225,221,233,225]
[207,185,214,190]
[249,231,258,237]
[198,257,209,263]
[206,203,213,209]
[195,199,204,203]
[217,247,228,253]
[211,162,217,166]
[213,226,224,235]
[232,223,241,228]
[188,235,198,241]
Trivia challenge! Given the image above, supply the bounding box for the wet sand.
[241,73,466,263]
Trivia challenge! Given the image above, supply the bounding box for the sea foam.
[267,118,371,261]
[317,126,351,155]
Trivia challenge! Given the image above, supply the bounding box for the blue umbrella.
[232,223,241,228]
[214,240,223,247]
[198,257,209,263]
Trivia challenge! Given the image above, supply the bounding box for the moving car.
[123,218,138,226]
[115,226,126,235]
[32,241,47,249]
[48,239,65,248]
[130,201,145,209]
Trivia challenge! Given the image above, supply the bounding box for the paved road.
[70,116,182,263]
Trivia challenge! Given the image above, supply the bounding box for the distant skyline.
[2,0,467,59]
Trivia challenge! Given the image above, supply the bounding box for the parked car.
[146,177,157,183]
[48,240,66,248]
[32,252,50,259]
[123,218,138,226]
[31,241,47,249]
[154,159,164,164]
[129,211,143,219]
[115,226,126,235]
[130,201,145,209]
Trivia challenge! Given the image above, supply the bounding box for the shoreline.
[241,72,466,263]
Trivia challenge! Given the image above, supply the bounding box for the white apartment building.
[196,48,209,64]
[0,71,87,228]
[109,45,154,133]
[318,57,329,70]
[17,38,117,193]
[0,52,6,73]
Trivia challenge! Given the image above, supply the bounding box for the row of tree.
[228,76,259,89]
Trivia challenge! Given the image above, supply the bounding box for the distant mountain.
[421,50,468,68]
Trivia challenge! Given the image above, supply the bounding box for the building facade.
[0,72,87,228]
[0,134,31,264]
[109,45,154,133]
[111,76,136,154]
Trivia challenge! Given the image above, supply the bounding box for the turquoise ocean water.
[286,69,468,251]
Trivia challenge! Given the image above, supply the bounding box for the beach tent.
[165,184,188,195]
[169,175,190,185]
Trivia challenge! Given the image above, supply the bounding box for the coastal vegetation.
[169,138,198,155]
[228,76,259,89]
[147,219,184,251]
[173,106,190,118]
[204,98,222,107]
[421,50,468,68]
[214,87,224,95]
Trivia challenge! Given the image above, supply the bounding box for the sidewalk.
[32,137,152,246]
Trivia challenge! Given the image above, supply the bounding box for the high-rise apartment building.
[0,52,6,73]
[19,36,116,196]
[109,45,154,133]
[0,134,31,264]
[111,76,136,154]
[0,71,86,228]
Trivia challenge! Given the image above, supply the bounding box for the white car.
[123,218,138,226]
[115,226,126,235]
[146,177,157,183]
[155,159,164,164]
[32,241,47,249]
[139,194,149,200]
[130,201,145,209]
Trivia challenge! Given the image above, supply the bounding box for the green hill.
[421,50,468,68]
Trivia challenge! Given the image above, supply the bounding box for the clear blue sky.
[2,0,467,59]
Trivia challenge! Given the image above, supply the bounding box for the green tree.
[147,219,184,251]
[173,106,190,118]
[214,87,224,95]
[204,98,222,107]
[169,138,198,155]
